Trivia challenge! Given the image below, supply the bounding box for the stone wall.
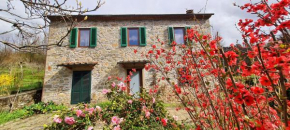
[0,89,42,111]
[42,19,211,105]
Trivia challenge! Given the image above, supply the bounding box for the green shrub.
[0,109,27,124]
[44,104,101,130]
[23,101,67,116]
[102,86,182,130]
[0,102,67,125]
[46,81,184,130]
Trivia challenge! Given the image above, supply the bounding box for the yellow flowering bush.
[0,74,13,87]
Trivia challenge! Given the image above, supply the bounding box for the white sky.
[0,0,260,46]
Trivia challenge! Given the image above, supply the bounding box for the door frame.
[71,71,92,104]
[127,69,143,94]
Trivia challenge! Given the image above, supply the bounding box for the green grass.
[95,101,111,108]
[0,109,27,125]
[0,102,67,125]
[0,65,44,95]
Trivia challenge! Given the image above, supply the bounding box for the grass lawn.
[0,109,27,125]
[0,65,44,95]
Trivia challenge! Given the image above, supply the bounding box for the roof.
[118,60,150,69]
[57,61,98,67]
[47,13,214,22]
[117,59,150,64]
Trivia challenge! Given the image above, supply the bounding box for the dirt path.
[0,114,53,130]
[166,107,191,122]
[0,108,189,130]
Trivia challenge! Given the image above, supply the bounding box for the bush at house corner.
[45,79,186,130]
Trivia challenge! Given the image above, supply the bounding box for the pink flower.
[87,107,95,115]
[112,82,116,87]
[128,100,133,104]
[102,89,110,94]
[64,117,75,125]
[173,115,178,121]
[145,111,150,118]
[152,98,155,103]
[118,82,125,88]
[53,115,62,123]
[108,76,112,80]
[142,106,147,111]
[95,106,102,112]
[113,125,121,130]
[119,118,124,124]
[76,110,83,117]
[88,126,93,130]
[111,116,119,125]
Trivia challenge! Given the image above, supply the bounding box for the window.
[168,26,191,45]
[128,28,139,46]
[69,28,97,48]
[79,29,90,47]
[174,28,185,45]
[120,27,146,47]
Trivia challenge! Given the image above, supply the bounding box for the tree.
[0,0,104,52]
[141,0,290,129]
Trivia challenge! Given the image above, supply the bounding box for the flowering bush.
[138,0,290,129]
[102,80,185,130]
[44,104,102,130]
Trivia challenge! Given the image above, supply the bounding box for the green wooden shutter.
[71,72,82,104]
[139,27,146,46]
[90,27,97,47]
[185,26,192,45]
[168,27,174,45]
[70,28,78,48]
[81,71,91,103]
[71,71,91,104]
[121,27,127,47]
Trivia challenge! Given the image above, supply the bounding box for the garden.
[0,0,290,130]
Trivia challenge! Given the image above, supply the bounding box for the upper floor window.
[121,27,146,47]
[69,28,97,48]
[79,29,90,47]
[174,27,185,45]
[128,28,139,46]
[168,26,191,45]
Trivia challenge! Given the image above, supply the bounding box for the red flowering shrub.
[139,0,290,129]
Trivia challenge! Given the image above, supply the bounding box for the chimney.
[186,9,193,14]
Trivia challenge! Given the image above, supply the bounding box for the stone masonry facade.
[42,14,212,105]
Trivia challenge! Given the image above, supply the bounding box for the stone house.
[42,11,213,105]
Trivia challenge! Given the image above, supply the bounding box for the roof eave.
[47,13,214,22]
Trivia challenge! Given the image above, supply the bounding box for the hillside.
[0,51,46,96]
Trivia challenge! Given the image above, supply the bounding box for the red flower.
[161,118,167,126]
[243,94,254,106]
[174,84,181,94]
[234,94,244,104]
[250,87,264,94]
[259,76,272,86]
[156,117,160,121]
[134,49,137,54]
[224,51,238,66]
[152,44,156,49]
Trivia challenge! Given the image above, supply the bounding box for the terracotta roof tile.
[57,61,98,66]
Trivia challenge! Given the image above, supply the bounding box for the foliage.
[46,81,184,130]
[0,109,27,125]
[102,82,183,130]
[137,0,290,129]
[0,102,66,125]
[44,104,101,130]
[23,101,67,116]
[0,65,44,95]
[0,74,13,87]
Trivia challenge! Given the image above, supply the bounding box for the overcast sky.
[0,0,259,46]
